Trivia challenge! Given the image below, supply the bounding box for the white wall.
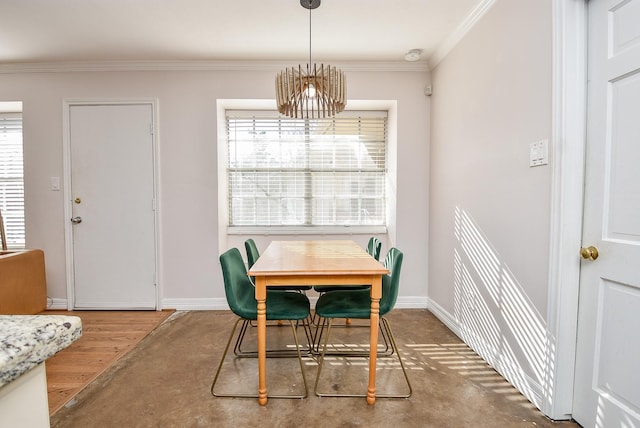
[0,66,430,308]
[429,0,555,413]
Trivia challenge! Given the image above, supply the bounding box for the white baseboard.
[46,297,227,311]
[161,298,229,311]
[47,295,429,312]
[46,298,69,310]
[426,297,462,336]
[163,295,428,311]
[395,296,428,309]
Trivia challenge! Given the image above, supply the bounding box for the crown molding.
[428,0,497,70]
[0,59,430,74]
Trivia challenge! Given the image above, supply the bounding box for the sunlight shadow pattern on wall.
[452,206,554,410]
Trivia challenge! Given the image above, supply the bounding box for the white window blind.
[226,111,387,228]
[0,113,25,248]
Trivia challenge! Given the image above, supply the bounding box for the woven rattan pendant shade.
[276,63,345,118]
[275,0,346,119]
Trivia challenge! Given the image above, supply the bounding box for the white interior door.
[572,0,640,426]
[68,103,157,309]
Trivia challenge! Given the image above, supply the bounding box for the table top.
[248,240,388,277]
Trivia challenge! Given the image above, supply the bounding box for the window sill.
[227,225,388,235]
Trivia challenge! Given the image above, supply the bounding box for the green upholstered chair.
[312,237,382,294]
[245,238,312,293]
[367,236,383,260]
[244,238,261,284]
[313,247,412,398]
[211,247,311,399]
[311,237,387,350]
[242,238,314,352]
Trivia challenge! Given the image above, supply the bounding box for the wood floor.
[41,310,174,415]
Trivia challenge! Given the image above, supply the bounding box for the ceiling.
[0,0,482,67]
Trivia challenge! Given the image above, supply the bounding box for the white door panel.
[573,0,640,426]
[68,103,157,309]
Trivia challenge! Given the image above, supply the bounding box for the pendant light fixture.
[275,0,346,119]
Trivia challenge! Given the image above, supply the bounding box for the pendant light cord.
[276,0,345,118]
[308,3,312,72]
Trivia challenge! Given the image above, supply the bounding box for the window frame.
[226,110,387,230]
[0,110,25,249]
[217,100,397,237]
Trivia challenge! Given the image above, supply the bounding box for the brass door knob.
[580,246,599,261]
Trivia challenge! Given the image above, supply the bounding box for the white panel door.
[69,103,157,309]
[572,0,640,426]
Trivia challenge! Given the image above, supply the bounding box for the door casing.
[544,0,588,420]
[62,98,161,311]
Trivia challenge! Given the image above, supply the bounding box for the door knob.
[580,246,598,261]
[71,216,83,224]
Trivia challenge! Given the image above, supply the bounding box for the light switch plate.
[530,140,548,167]
[51,176,60,191]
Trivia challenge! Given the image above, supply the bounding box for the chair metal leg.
[235,318,314,358]
[314,317,412,398]
[233,319,251,356]
[212,317,309,399]
[379,317,412,398]
[309,310,319,327]
[212,318,257,398]
[310,315,327,354]
[289,319,309,398]
[312,316,392,357]
[300,319,314,355]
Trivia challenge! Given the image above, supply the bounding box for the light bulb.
[305,83,316,98]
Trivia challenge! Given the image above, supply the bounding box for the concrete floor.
[50,310,581,428]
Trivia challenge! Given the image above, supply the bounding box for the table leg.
[255,277,267,405]
[367,276,382,405]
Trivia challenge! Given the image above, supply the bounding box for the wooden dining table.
[247,240,389,405]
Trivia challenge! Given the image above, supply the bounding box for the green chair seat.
[313,237,382,294]
[261,290,310,320]
[315,253,399,319]
[312,285,369,293]
[315,288,376,319]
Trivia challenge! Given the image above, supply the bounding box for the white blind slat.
[0,114,25,248]
[227,112,387,227]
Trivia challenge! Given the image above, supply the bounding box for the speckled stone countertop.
[0,315,82,388]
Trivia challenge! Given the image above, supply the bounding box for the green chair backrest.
[244,238,261,284]
[220,247,258,319]
[244,238,260,269]
[367,237,382,261]
[379,247,403,316]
